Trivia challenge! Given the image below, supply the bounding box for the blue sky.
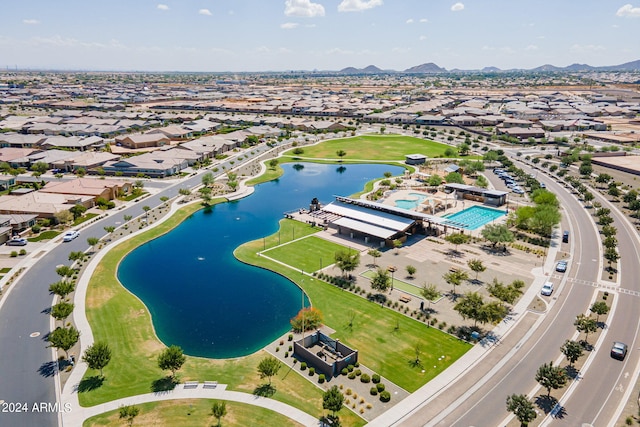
[1,0,639,72]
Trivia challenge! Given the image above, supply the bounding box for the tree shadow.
[579,341,594,352]
[151,376,178,393]
[75,375,105,393]
[253,383,276,397]
[564,365,579,380]
[41,306,52,315]
[38,361,58,378]
[408,358,423,369]
[534,394,558,414]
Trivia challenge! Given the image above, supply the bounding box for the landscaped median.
[235,219,472,393]
[79,200,363,427]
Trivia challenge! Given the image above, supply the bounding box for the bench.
[399,294,412,303]
[449,266,460,273]
[183,381,199,389]
[203,381,218,389]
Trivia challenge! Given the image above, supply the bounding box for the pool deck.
[381,189,507,232]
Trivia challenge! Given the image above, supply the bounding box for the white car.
[62,230,80,242]
[541,282,554,296]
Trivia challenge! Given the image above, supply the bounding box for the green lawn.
[262,235,348,272]
[27,230,60,242]
[361,269,423,296]
[245,165,284,186]
[74,213,100,226]
[79,204,363,427]
[282,135,472,161]
[235,220,472,393]
[83,399,304,427]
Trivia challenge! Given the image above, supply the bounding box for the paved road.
[0,144,274,427]
[546,183,640,427]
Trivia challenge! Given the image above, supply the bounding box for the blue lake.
[118,162,404,358]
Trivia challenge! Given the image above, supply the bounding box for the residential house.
[50,151,121,172]
[40,177,132,200]
[102,154,187,177]
[114,133,170,149]
[146,125,193,140]
[0,192,95,218]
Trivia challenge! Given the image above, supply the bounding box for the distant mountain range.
[336,59,640,74]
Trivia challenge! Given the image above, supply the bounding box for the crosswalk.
[551,274,640,297]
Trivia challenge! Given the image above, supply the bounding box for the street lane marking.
[559,276,640,297]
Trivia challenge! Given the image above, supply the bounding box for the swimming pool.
[395,192,429,210]
[442,205,506,230]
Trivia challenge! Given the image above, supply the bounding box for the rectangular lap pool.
[442,205,507,230]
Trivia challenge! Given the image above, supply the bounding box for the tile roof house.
[0,192,95,218]
[146,125,193,140]
[40,177,132,200]
[102,154,187,177]
[49,151,121,172]
[114,133,170,149]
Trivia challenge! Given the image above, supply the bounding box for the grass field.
[262,235,349,272]
[83,399,304,427]
[235,220,472,393]
[282,135,468,161]
[80,205,363,427]
[245,164,284,186]
[27,230,60,242]
[361,269,423,296]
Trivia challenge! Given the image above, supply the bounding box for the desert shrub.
[372,374,381,384]
[360,374,371,383]
[379,391,391,402]
[370,387,378,396]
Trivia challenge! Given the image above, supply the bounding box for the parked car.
[562,230,569,243]
[539,182,546,189]
[62,230,80,242]
[512,187,525,195]
[556,260,567,272]
[6,237,27,246]
[541,282,554,296]
[493,168,504,174]
[611,342,628,360]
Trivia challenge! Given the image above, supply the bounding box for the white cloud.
[419,35,427,41]
[419,18,428,23]
[23,19,40,25]
[198,9,212,16]
[157,4,169,11]
[616,3,640,17]
[338,0,383,13]
[451,2,465,12]
[281,22,300,29]
[325,47,354,55]
[392,47,411,53]
[571,44,605,52]
[525,45,539,51]
[406,18,414,24]
[284,0,325,17]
